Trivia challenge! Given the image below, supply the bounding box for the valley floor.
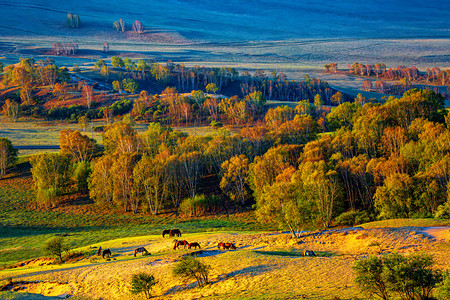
[1,226,449,299]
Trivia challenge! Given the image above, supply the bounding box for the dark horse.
[134,247,149,257]
[97,246,102,256]
[102,249,112,258]
[162,229,171,237]
[169,229,182,237]
[173,240,189,250]
[188,242,201,249]
[218,242,236,250]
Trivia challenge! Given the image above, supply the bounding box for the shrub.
[353,256,389,300]
[335,210,372,227]
[353,253,442,300]
[435,202,450,219]
[173,256,210,287]
[435,270,450,300]
[131,273,158,299]
[179,194,221,217]
[210,120,223,129]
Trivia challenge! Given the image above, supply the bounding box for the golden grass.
[1,226,449,299]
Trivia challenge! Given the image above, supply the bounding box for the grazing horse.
[102,249,112,258]
[169,229,182,237]
[218,242,236,250]
[173,240,189,250]
[162,229,171,237]
[97,246,102,256]
[134,247,149,257]
[188,242,201,249]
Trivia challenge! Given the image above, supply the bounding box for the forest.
[1,57,450,238]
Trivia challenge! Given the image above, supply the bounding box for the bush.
[131,273,158,299]
[179,194,221,217]
[173,256,210,287]
[435,270,450,300]
[335,210,372,227]
[353,253,442,300]
[210,120,223,129]
[435,202,450,219]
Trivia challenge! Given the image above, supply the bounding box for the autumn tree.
[112,153,139,213]
[2,99,19,122]
[102,122,140,154]
[0,138,18,180]
[89,155,115,207]
[132,20,144,34]
[111,56,125,69]
[59,129,98,162]
[52,82,68,100]
[220,154,250,207]
[82,84,94,109]
[134,154,168,215]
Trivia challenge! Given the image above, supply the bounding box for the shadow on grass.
[254,250,334,257]
[165,264,275,295]
[0,291,63,299]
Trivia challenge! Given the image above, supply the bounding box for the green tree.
[314,94,324,108]
[111,56,124,69]
[31,153,71,208]
[131,273,158,299]
[0,137,18,180]
[173,256,210,287]
[206,83,218,94]
[43,236,66,262]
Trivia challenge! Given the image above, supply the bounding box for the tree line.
[25,88,450,235]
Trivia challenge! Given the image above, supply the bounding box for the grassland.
[0,159,449,299]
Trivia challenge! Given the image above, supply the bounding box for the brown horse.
[102,249,112,258]
[173,240,189,250]
[188,242,201,249]
[134,247,149,257]
[162,229,171,237]
[169,229,182,237]
[218,242,236,250]
[97,246,102,256]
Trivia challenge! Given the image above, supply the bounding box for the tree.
[131,273,158,299]
[89,155,115,207]
[111,56,124,69]
[52,82,68,100]
[0,138,18,180]
[2,99,19,122]
[173,256,210,287]
[314,94,324,108]
[59,129,98,162]
[102,41,109,53]
[102,122,140,154]
[82,84,94,109]
[134,154,168,215]
[44,236,66,262]
[206,83,218,94]
[30,153,71,208]
[122,78,139,93]
[220,154,250,207]
[331,91,344,105]
[101,65,111,81]
[132,20,144,34]
[67,13,80,28]
[112,153,139,213]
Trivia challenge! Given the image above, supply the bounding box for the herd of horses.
[95,229,237,259]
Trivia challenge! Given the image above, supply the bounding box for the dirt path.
[421,226,450,242]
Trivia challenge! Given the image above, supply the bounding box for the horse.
[134,247,149,257]
[97,246,102,256]
[218,242,236,250]
[302,250,316,257]
[169,229,182,237]
[102,249,112,258]
[188,242,201,249]
[173,240,189,250]
[162,229,171,237]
